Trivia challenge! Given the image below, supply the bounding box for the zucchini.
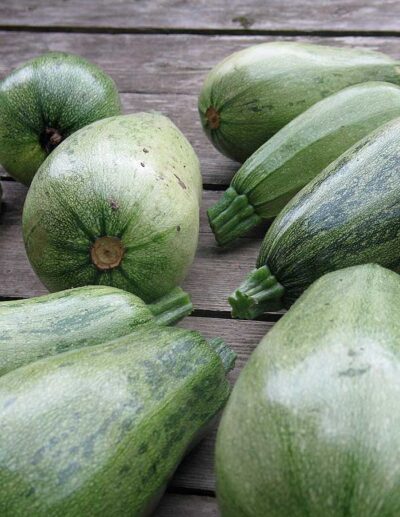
[208,82,400,245]
[22,113,201,302]
[217,264,400,516]
[198,42,400,162]
[0,285,192,376]
[230,117,400,319]
[0,325,235,516]
[0,52,122,185]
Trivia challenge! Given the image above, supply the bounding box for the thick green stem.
[208,337,236,373]
[229,265,284,319]
[149,288,193,326]
[207,186,263,246]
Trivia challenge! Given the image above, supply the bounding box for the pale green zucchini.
[0,285,192,375]
[208,82,400,245]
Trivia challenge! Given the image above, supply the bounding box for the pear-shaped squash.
[23,113,201,302]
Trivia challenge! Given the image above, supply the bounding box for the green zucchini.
[0,52,122,185]
[0,285,192,376]
[217,264,400,516]
[0,325,235,516]
[198,42,400,162]
[208,81,400,245]
[230,117,400,319]
[22,113,201,302]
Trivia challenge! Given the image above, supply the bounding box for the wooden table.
[0,1,398,514]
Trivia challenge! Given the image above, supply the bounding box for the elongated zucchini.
[230,117,400,319]
[0,285,192,375]
[217,264,400,516]
[208,82,400,245]
[199,42,400,161]
[0,326,235,516]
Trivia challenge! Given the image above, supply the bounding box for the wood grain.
[0,0,398,33]
[155,494,218,517]
[0,181,268,312]
[2,32,400,186]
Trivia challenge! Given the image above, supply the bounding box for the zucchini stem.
[229,265,284,319]
[208,337,236,373]
[149,287,193,326]
[207,186,262,246]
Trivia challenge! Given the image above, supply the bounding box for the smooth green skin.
[208,81,400,245]
[22,113,201,302]
[0,51,122,185]
[217,264,400,517]
[0,326,231,516]
[233,116,400,315]
[0,285,192,376]
[198,42,400,162]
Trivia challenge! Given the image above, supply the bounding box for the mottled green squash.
[22,113,201,302]
[208,82,400,245]
[199,42,400,162]
[0,326,235,516]
[230,117,400,319]
[0,285,192,376]
[217,264,400,516]
[0,52,122,185]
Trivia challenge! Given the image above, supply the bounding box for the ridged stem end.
[208,337,236,373]
[207,186,262,246]
[149,288,193,326]
[229,265,284,319]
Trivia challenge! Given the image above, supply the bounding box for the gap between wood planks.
[0,25,400,37]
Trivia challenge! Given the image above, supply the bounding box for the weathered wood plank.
[3,33,400,185]
[1,32,400,96]
[155,494,218,517]
[0,1,398,33]
[0,181,266,311]
[2,33,400,186]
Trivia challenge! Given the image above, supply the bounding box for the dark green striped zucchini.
[230,117,400,319]
[208,82,400,245]
[199,42,400,162]
[0,52,122,185]
[217,264,400,516]
[0,326,235,516]
[0,285,192,375]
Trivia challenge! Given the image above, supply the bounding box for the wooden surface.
[0,2,396,514]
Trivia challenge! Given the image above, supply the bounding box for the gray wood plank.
[154,494,219,517]
[0,181,266,311]
[0,1,398,33]
[1,32,400,96]
[2,32,400,186]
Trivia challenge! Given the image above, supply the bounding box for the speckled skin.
[0,325,231,516]
[208,82,400,245]
[198,42,400,162]
[218,264,400,516]
[231,117,400,317]
[0,52,122,185]
[0,285,192,376]
[22,113,201,302]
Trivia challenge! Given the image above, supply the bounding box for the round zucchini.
[0,326,235,516]
[0,52,122,185]
[22,113,201,302]
[217,264,400,516]
[0,285,192,376]
[208,82,400,245]
[199,42,400,162]
[230,117,400,318]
